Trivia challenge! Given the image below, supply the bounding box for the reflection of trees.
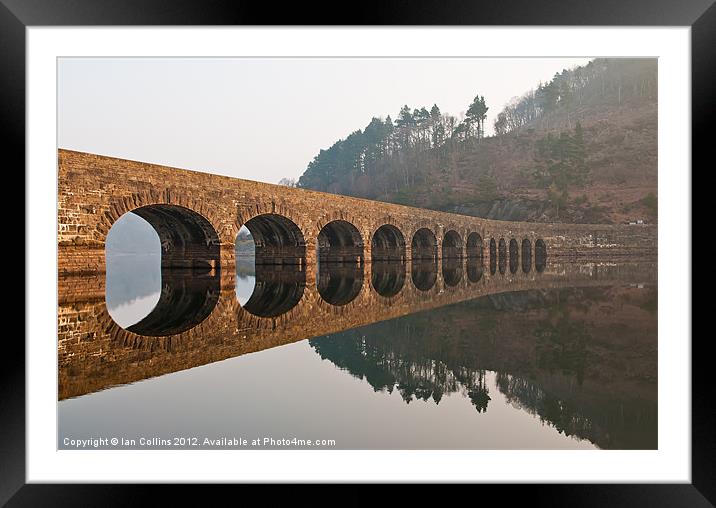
[495,372,657,449]
[310,285,658,449]
[534,313,589,385]
[312,326,490,412]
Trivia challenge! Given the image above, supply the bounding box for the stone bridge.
[57,149,658,399]
[58,149,656,279]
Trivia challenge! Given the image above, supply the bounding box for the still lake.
[58,251,657,450]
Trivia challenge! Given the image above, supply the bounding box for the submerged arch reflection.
[127,268,220,336]
[412,259,438,292]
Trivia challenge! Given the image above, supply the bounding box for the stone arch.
[411,228,438,261]
[535,239,547,272]
[521,238,532,273]
[509,238,519,274]
[98,189,226,244]
[498,238,507,274]
[489,238,497,275]
[235,199,310,246]
[466,232,483,260]
[103,202,221,270]
[371,224,406,263]
[317,220,364,264]
[242,213,306,266]
[237,213,307,318]
[442,230,463,259]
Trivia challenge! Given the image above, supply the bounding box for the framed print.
[5,0,708,502]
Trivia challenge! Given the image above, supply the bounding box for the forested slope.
[296,59,657,224]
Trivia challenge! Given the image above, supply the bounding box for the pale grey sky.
[58,57,592,184]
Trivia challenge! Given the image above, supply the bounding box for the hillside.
[296,59,657,225]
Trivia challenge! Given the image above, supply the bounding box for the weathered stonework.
[57,149,658,400]
[58,149,657,276]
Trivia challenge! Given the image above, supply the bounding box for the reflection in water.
[466,257,484,283]
[106,253,161,327]
[411,259,437,291]
[62,255,656,450]
[489,239,497,275]
[127,268,220,337]
[535,239,547,272]
[309,285,657,449]
[442,256,463,287]
[244,265,306,317]
[371,261,406,298]
[235,256,256,305]
[498,238,507,274]
[521,239,532,273]
[318,262,363,305]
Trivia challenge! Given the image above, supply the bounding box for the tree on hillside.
[532,122,589,218]
[466,94,488,140]
[277,177,297,187]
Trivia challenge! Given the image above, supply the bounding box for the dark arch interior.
[467,257,484,283]
[318,220,364,305]
[106,205,221,337]
[318,220,364,264]
[127,268,220,337]
[498,238,507,274]
[411,228,437,262]
[521,239,532,273]
[489,238,497,275]
[442,230,463,259]
[371,261,406,298]
[372,224,406,263]
[442,256,463,287]
[509,238,519,274]
[242,265,306,318]
[411,259,437,292]
[466,232,483,260]
[244,213,306,266]
[535,239,547,272]
[318,263,363,306]
[131,204,220,270]
[240,214,307,318]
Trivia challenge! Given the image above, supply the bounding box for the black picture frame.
[5,0,707,502]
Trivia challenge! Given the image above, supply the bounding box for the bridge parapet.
[58,149,657,275]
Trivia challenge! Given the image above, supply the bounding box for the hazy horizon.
[59,57,592,184]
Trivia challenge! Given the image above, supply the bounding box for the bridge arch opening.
[509,238,519,274]
[498,238,507,274]
[521,239,532,273]
[237,214,307,318]
[489,238,497,275]
[535,239,547,272]
[442,230,463,259]
[411,228,438,262]
[371,224,406,263]
[318,220,364,264]
[371,224,406,298]
[466,232,483,261]
[105,205,221,336]
[318,220,364,306]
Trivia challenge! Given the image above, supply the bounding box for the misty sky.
[58,57,592,184]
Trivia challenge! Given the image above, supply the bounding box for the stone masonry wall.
[58,149,657,276]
